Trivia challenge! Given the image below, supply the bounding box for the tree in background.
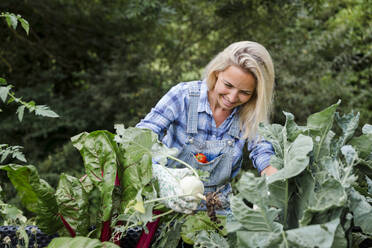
[0,0,371,184]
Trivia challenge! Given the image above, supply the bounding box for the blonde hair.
[203,41,275,140]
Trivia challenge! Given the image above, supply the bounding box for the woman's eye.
[224,83,232,88]
[241,91,250,95]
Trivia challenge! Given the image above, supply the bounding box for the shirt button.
[228,140,233,146]
[189,138,194,144]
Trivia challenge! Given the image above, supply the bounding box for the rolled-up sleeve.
[247,139,275,173]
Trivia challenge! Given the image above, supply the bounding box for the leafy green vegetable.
[181,212,227,245]
[0,164,62,234]
[47,236,120,248]
[55,173,90,236]
[72,131,123,222]
[228,102,372,247]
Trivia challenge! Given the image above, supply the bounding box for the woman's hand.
[260,165,278,176]
[152,163,199,214]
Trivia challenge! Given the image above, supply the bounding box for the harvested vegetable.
[180,176,206,201]
[195,153,208,163]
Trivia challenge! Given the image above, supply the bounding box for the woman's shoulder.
[166,80,203,97]
[171,80,202,90]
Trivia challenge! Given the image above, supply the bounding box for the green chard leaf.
[47,236,120,248]
[0,164,62,234]
[55,174,90,236]
[114,126,178,208]
[71,130,123,222]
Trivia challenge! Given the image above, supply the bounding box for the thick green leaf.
[72,131,122,221]
[230,173,283,233]
[307,100,340,163]
[331,111,359,159]
[283,111,308,142]
[154,218,183,248]
[230,196,282,233]
[114,126,177,207]
[284,218,340,248]
[0,201,27,225]
[258,123,284,163]
[236,219,341,248]
[194,230,229,248]
[47,236,119,248]
[236,230,282,248]
[290,171,315,226]
[55,174,89,236]
[349,188,372,235]
[331,223,348,248]
[362,124,372,135]
[348,133,372,159]
[267,134,313,184]
[0,164,61,233]
[367,176,372,195]
[181,213,226,245]
[300,177,347,226]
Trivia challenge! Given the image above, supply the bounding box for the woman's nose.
[228,91,239,102]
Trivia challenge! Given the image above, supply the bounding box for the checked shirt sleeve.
[136,83,185,139]
[247,138,275,173]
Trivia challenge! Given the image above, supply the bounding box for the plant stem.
[282,231,289,248]
[167,154,199,178]
[151,209,174,220]
[144,193,192,204]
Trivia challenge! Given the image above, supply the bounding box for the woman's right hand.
[152,163,199,214]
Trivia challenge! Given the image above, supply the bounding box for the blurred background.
[0,0,371,196]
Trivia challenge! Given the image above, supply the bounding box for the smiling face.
[209,65,256,111]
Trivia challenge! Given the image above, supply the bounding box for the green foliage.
[0,12,29,34]
[228,102,372,247]
[48,236,119,248]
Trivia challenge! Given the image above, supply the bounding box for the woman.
[136,41,277,214]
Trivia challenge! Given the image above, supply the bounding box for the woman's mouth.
[221,96,235,108]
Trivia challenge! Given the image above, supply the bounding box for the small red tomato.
[195,153,208,163]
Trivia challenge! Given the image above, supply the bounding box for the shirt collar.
[198,80,238,119]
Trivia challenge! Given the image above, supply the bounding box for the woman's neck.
[208,90,232,127]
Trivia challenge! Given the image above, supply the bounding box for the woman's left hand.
[260,165,278,176]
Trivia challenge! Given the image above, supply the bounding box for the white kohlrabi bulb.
[180,176,206,200]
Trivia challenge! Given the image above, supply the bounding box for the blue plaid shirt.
[136,80,274,176]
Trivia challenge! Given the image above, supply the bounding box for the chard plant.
[1,99,372,248]
[228,101,372,247]
[1,127,224,247]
